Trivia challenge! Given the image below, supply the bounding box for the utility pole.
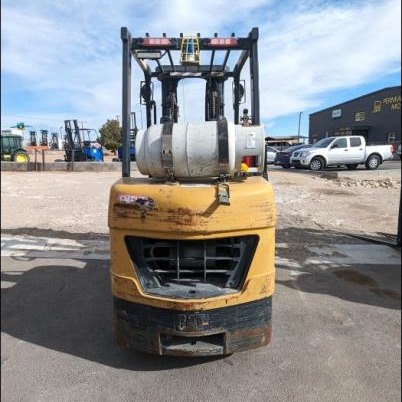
[297,111,303,144]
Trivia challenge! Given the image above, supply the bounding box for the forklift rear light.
[209,38,238,46]
[242,155,258,167]
[143,37,171,46]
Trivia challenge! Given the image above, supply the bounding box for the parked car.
[274,144,310,168]
[266,146,278,164]
[290,136,394,171]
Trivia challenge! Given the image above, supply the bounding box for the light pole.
[297,111,303,144]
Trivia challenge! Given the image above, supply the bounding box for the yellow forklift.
[108,27,276,356]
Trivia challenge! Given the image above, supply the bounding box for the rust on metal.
[165,207,203,226]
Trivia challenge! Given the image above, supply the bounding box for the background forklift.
[63,120,104,162]
[0,134,29,163]
[108,27,275,356]
[29,131,38,146]
[40,130,49,147]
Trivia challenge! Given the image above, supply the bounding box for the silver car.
[266,146,278,164]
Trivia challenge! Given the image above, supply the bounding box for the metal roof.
[309,86,401,116]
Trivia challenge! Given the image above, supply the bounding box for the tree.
[98,119,122,152]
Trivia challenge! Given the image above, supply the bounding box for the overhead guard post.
[249,27,260,125]
[121,27,132,177]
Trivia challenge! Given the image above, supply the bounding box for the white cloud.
[1,3,123,123]
[1,0,400,130]
[145,0,271,34]
[259,0,401,119]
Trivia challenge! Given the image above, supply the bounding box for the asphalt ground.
[1,232,401,402]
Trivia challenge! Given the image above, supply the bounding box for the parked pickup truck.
[290,136,394,171]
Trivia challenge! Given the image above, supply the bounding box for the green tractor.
[0,134,30,163]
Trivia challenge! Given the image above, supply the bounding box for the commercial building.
[309,86,401,147]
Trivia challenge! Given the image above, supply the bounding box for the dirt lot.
[272,166,401,241]
[1,164,400,402]
[1,164,400,240]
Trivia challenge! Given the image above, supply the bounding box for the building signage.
[332,109,342,118]
[372,95,401,113]
[372,100,381,113]
[383,95,401,110]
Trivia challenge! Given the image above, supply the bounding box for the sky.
[1,0,401,139]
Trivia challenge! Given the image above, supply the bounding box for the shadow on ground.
[275,227,401,311]
[276,226,366,244]
[1,260,222,371]
[1,226,400,370]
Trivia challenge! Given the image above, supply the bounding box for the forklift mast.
[64,120,83,150]
[29,131,37,147]
[50,132,59,149]
[40,130,48,147]
[120,27,260,177]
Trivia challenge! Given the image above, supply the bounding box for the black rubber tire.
[309,157,325,171]
[282,164,291,169]
[346,164,358,170]
[365,155,380,170]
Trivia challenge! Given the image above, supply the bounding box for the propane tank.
[136,120,265,179]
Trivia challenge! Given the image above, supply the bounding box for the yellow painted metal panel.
[108,176,276,311]
[109,176,275,234]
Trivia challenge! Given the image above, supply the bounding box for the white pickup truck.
[290,135,394,171]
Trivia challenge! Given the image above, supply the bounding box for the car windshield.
[312,137,335,148]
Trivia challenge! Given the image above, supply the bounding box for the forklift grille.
[125,236,258,298]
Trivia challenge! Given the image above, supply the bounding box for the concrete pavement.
[1,232,400,402]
